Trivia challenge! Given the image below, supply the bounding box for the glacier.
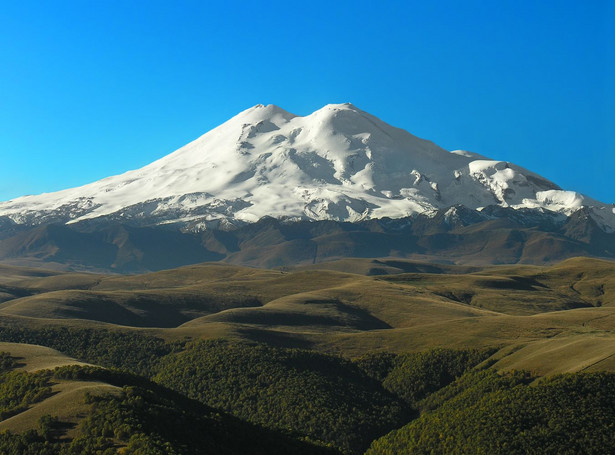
[1,103,613,232]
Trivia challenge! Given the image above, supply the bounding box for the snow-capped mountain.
[1,103,613,232]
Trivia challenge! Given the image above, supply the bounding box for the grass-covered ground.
[0,337,614,454]
[0,257,613,452]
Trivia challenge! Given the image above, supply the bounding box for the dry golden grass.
[0,343,90,371]
[0,257,613,375]
[492,334,615,376]
[0,264,63,285]
[0,380,119,436]
[288,257,481,276]
[3,256,612,323]
[0,342,118,435]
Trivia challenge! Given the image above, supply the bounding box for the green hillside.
[154,340,410,454]
[367,370,615,454]
[0,348,334,454]
[0,257,613,453]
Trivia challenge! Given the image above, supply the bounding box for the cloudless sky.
[1,0,613,203]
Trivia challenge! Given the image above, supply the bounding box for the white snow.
[0,103,613,231]
[450,150,489,160]
[534,190,585,211]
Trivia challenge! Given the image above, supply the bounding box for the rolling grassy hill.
[0,343,337,454]
[0,256,613,452]
[0,257,612,373]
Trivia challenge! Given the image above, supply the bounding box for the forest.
[0,326,613,454]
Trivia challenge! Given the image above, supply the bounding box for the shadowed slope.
[0,258,612,332]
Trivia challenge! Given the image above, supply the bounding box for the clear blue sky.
[1,0,613,203]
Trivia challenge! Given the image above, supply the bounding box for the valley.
[0,256,612,452]
[3,1,611,451]
[1,257,613,365]
[0,103,613,453]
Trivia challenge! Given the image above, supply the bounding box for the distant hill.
[0,256,613,373]
[0,206,612,272]
[0,256,613,453]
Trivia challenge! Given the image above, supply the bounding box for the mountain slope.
[1,103,613,231]
[0,205,613,272]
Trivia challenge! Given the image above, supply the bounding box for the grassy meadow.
[0,256,612,452]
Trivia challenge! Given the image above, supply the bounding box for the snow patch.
[0,103,612,232]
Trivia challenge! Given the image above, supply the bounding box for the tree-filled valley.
[0,257,613,453]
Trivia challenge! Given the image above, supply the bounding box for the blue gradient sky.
[1,0,613,203]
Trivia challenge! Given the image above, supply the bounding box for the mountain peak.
[247,103,291,113]
[310,102,366,118]
[321,102,358,110]
[0,103,613,232]
[235,103,297,124]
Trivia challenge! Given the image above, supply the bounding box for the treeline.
[367,369,615,454]
[0,327,180,375]
[0,325,497,454]
[3,325,615,454]
[63,367,335,455]
[154,340,411,454]
[0,352,52,421]
[0,365,335,455]
[355,348,495,407]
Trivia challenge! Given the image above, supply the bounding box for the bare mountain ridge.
[0,204,612,272]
